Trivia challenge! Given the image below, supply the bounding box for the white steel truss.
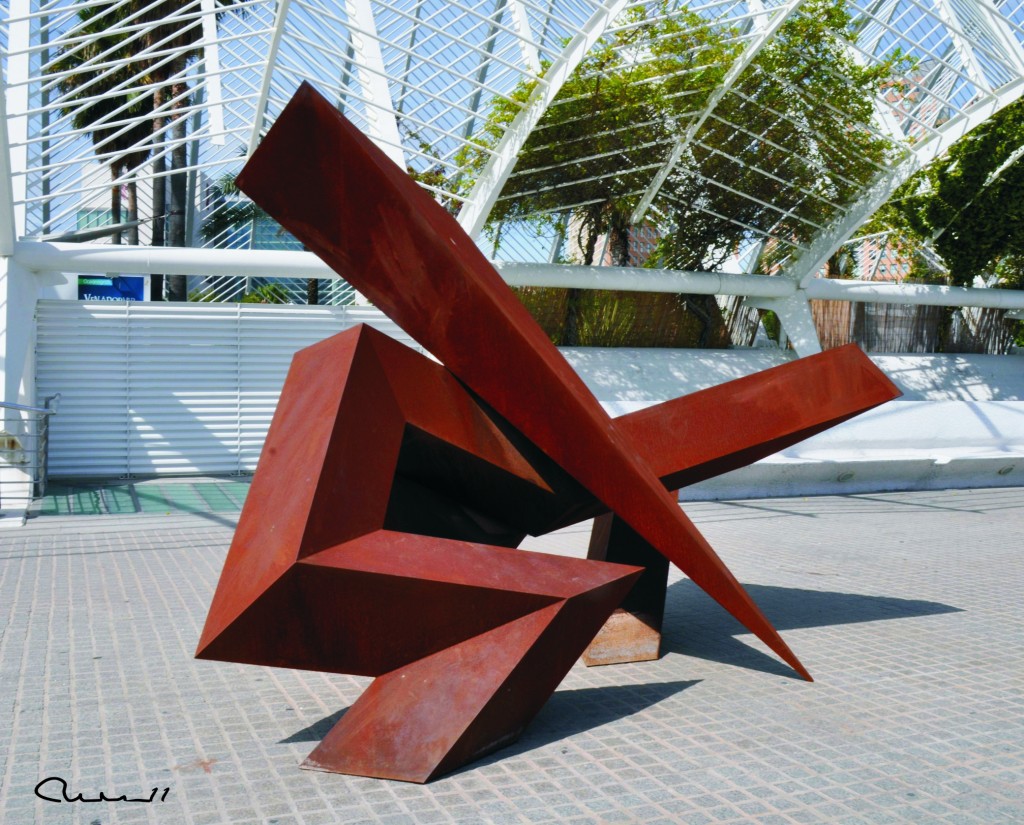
[630,0,808,225]
[0,0,1023,292]
[455,0,629,238]
[790,75,1024,288]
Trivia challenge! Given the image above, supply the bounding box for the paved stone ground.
[1,486,1023,824]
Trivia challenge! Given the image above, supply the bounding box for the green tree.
[876,98,1024,289]
[460,0,908,344]
[463,4,735,266]
[647,0,907,271]
[868,99,1024,349]
[460,3,737,343]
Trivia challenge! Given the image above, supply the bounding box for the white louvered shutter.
[36,300,419,478]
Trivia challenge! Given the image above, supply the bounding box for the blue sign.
[78,275,147,301]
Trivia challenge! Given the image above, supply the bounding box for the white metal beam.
[495,260,797,297]
[630,0,808,225]
[745,294,822,357]
[16,243,1024,315]
[456,0,631,239]
[509,0,542,73]
[803,276,1024,308]
[790,76,1024,288]
[248,0,293,156]
[343,0,407,168]
[462,0,511,140]
[5,0,32,247]
[970,0,1024,77]
[200,0,227,145]
[932,0,993,93]
[0,68,18,256]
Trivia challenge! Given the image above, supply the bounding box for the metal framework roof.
[2,0,1024,280]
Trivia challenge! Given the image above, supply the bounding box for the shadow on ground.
[662,581,961,679]
[280,586,959,755]
[281,680,698,761]
[458,680,701,773]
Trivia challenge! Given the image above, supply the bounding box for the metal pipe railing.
[14,241,1024,312]
[1,393,60,509]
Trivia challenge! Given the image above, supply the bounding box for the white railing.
[13,240,1024,356]
[0,393,60,520]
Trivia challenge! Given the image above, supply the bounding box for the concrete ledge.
[682,454,1023,500]
[563,347,1024,499]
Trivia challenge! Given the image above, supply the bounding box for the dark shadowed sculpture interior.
[196,83,901,783]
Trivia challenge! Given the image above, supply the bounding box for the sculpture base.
[583,609,662,666]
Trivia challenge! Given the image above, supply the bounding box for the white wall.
[563,347,1024,499]
[31,299,1024,497]
[0,256,38,414]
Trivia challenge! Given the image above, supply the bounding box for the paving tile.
[2,488,1024,823]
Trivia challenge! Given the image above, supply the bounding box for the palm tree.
[50,4,153,244]
[138,0,206,300]
[52,1,244,299]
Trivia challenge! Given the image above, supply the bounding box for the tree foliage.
[460,0,908,273]
[651,0,907,270]
[874,98,1024,289]
[461,2,738,267]
[50,4,154,244]
[456,0,908,346]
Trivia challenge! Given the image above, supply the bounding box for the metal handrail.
[1,393,61,510]
[0,393,61,415]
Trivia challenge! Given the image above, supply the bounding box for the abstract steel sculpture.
[197,82,901,783]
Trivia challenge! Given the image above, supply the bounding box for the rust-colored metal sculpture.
[196,82,901,783]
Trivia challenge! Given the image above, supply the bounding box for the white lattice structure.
[3,0,1024,412]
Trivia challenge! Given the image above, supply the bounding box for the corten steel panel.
[584,343,902,663]
[236,83,812,678]
[198,325,643,781]
[197,82,901,782]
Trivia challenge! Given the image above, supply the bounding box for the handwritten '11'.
[35,776,171,803]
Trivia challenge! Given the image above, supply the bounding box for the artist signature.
[35,776,170,803]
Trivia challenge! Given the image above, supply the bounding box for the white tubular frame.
[456,0,630,239]
[630,0,808,225]
[248,0,294,156]
[790,76,1024,289]
[16,240,1024,312]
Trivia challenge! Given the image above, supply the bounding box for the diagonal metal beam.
[457,0,631,239]
[200,0,227,145]
[343,0,406,168]
[790,76,1024,288]
[973,0,1024,77]
[463,0,510,141]
[0,67,17,256]
[630,0,807,225]
[509,0,542,73]
[394,0,425,114]
[932,0,994,93]
[248,0,294,156]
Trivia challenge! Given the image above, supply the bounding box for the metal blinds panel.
[35,300,421,478]
[36,301,133,477]
[233,304,420,471]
